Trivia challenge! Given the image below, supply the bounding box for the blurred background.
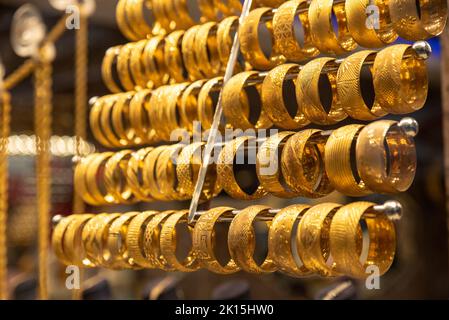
[0,0,448,299]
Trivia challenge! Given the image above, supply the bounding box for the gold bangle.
[103,150,136,204]
[214,0,241,16]
[100,97,126,147]
[111,92,137,145]
[93,213,122,267]
[256,131,298,198]
[129,40,148,89]
[143,146,170,201]
[90,97,115,148]
[152,0,172,31]
[192,206,240,274]
[389,0,447,40]
[74,154,104,205]
[296,57,347,125]
[63,214,94,267]
[330,202,396,278]
[194,22,221,78]
[143,210,176,270]
[142,36,170,88]
[345,0,397,48]
[126,147,155,201]
[171,0,196,29]
[373,44,428,114]
[164,30,189,83]
[325,124,372,196]
[356,120,416,193]
[268,204,311,277]
[198,0,219,22]
[239,7,283,70]
[156,144,188,200]
[281,129,333,197]
[309,0,357,55]
[182,25,204,80]
[117,44,137,92]
[337,50,387,121]
[262,63,309,129]
[126,0,153,38]
[228,205,276,274]
[222,71,272,130]
[85,152,117,204]
[180,80,206,132]
[52,215,78,265]
[273,0,319,62]
[218,136,268,200]
[197,77,223,130]
[129,89,157,143]
[102,46,123,93]
[116,0,140,41]
[160,210,200,272]
[126,211,159,268]
[106,212,140,269]
[217,16,240,70]
[296,203,342,277]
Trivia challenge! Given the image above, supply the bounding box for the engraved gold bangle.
[84,152,117,204]
[325,124,372,196]
[222,71,272,130]
[268,204,311,277]
[63,214,94,267]
[194,22,221,78]
[143,146,170,201]
[262,63,309,129]
[256,131,298,198]
[217,136,268,200]
[345,0,397,48]
[102,46,123,93]
[116,0,140,41]
[182,25,204,80]
[281,129,333,197]
[389,0,447,40]
[337,50,387,121]
[160,210,200,272]
[193,206,240,274]
[52,215,78,265]
[164,30,189,83]
[126,211,159,268]
[126,147,156,201]
[93,213,123,267]
[296,203,342,277]
[217,16,242,71]
[309,0,357,55]
[228,205,276,274]
[296,57,347,125]
[373,44,428,114]
[356,120,416,193]
[156,144,187,200]
[104,150,136,204]
[330,202,396,278]
[273,0,319,62]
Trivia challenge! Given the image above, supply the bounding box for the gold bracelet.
[218,136,268,200]
[129,89,157,143]
[171,0,196,29]
[273,0,318,61]
[222,71,272,130]
[389,0,447,40]
[126,211,159,268]
[345,0,397,48]
[116,0,140,41]
[262,63,309,129]
[102,46,123,93]
[93,213,123,267]
[337,50,387,121]
[373,44,428,114]
[239,7,284,70]
[214,0,241,16]
[143,146,170,201]
[193,206,240,274]
[160,210,200,272]
[281,129,333,197]
[126,147,155,201]
[330,202,396,278]
[268,204,311,277]
[182,25,204,80]
[180,80,206,132]
[90,97,115,148]
[100,97,126,147]
[156,144,188,200]
[63,214,94,267]
[74,154,105,205]
[309,0,357,54]
[198,0,219,22]
[85,152,117,204]
[164,30,190,83]
[325,124,372,196]
[217,16,240,70]
[256,131,298,198]
[198,77,223,130]
[296,203,341,277]
[228,205,276,274]
[126,0,153,38]
[52,215,78,265]
[117,44,137,92]
[142,36,170,88]
[129,40,148,89]
[152,0,172,32]
[356,120,416,193]
[111,92,137,145]
[296,57,347,125]
[194,22,221,78]
[103,150,136,204]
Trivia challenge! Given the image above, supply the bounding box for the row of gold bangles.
[77,119,417,205]
[95,44,427,148]
[109,0,446,90]
[52,201,397,278]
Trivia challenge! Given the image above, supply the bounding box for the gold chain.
[0,91,11,300]
[34,50,53,300]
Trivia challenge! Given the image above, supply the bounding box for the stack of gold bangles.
[76,119,416,205]
[97,43,427,147]
[53,201,397,278]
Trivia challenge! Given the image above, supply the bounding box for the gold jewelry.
[296,57,347,125]
[126,0,153,38]
[268,204,311,277]
[193,206,240,274]
[111,92,137,145]
[309,0,357,55]
[84,152,117,204]
[373,44,428,114]
[356,120,416,193]
[389,0,447,40]
[222,71,272,130]
[74,154,104,205]
[262,63,309,129]
[180,80,206,132]
[152,0,172,32]
[330,202,396,278]
[102,46,123,93]
[116,0,140,41]
[90,97,115,148]
[100,96,125,147]
[256,131,298,198]
[182,25,204,80]
[103,150,136,204]
[217,16,239,68]
[155,144,188,200]
[214,0,241,16]
[164,30,189,83]
[198,0,219,22]
[296,203,341,277]
[129,89,157,143]
[325,124,372,196]
[273,0,318,61]
[228,205,276,274]
[117,44,136,91]
[93,213,122,267]
[126,147,155,201]
[142,36,170,88]
[143,146,170,201]
[52,215,78,265]
[129,40,148,89]
[160,210,200,272]
[217,136,268,200]
[197,77,223,130]
[62,214,94,267]
[194,22,221,78]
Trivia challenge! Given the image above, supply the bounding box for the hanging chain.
[0,91,11,300]
[34,46,54,300]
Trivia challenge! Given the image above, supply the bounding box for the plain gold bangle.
[143,146,170,201]
[116,0,140,41]
[197,77,223,130]
[194,22,221,78]
[102,46,123,93]
[103,150,136,204]
[90,97,115,148]
[84,152,117,204]
[164,30,189,83]
[126,147,155,201]
[63,214,94,267]
[182,25,204,81]
[180,80,206,132]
